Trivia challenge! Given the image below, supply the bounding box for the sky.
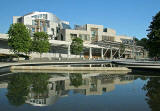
[0,0,160,39]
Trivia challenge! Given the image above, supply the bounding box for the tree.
[147,11,160,57]
[136,38,148,49]
[8,23,32,56]
[32,32,50,58]
[71,37,83,55]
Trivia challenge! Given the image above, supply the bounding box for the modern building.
[0,11,146,60]
[13,11,133,44]
[58,24,133,44]
[13,11,71,39]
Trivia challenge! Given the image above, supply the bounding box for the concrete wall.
[115,35,133,43]
[30,52,82,60]
[106,28,116,35]
[61,24,132,44]
[61,29,90,43]
[13,16,21,24]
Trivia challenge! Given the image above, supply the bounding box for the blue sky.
[0,0,160,39]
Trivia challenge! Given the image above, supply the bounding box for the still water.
[0,72,159,111]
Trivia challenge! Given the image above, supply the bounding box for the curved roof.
[23,11,61,23]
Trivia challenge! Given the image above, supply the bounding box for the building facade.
[0,11,146,60]
[13,11,71,39]
[13,12,133,44]
[58,24,133,44]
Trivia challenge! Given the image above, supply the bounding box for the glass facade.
[102,36,115,41]
[32,28,35,32]
[61,23,71,29]
[120,38,133,44]
[79,34,90,41]
[32,14,47,19]
[70,34,77,39]
[32,20,36,25]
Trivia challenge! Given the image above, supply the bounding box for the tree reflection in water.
[6,74,31,106]
[6,73,50,106]
[70,73,82,87]
[31,74,49,98]
[143,77,160,111]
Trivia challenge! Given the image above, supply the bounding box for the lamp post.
[132,37,136,60]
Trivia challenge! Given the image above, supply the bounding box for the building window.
[40,14,43,18]
[91,31,96,37]
[32,20,36,25]
[43,14,47,19]
[40,21,43,26]
[79,34,89,41]
[32,14,47,19]
[91,28,98,37]
[120,39,133,44]
[102,36,115,41]
[43,26,47,32]
[51,28,54,35]
[61,34,64,41]
[32,28,35,32]
[70,34,77,39]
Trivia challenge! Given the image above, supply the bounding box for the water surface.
[0,72,159,111]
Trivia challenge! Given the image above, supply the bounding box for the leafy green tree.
[8,23,32,56]
[134,37,139,43]
[32,32,50,58]
[136,38,148,49]
[147,11,160,57]
[71,38,83,55]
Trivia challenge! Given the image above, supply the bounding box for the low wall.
[11,69,130,74]
[10,66,131,72]
[0,49,83,60]
[30,53,83,60]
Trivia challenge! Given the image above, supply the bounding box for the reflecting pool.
[0,72,160,111]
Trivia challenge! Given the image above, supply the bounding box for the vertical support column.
[89,47,92,59]
[101,48,104,59]
[118,48,120,59]
[110,47,112,59]
[67,45,70,59]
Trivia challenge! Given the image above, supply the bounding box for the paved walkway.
[0,60,112,68]
[127,66,160,70]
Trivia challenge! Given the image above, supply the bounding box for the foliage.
[70,73,82,87]
[71,38,83,55]
[136,38,148,49]
[8,23,32,55]
[143,77,160,111]
[32,32,50,58]
[147,11,160,57]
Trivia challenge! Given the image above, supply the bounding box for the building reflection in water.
[0,73,134,107]
[25,73,134,106]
